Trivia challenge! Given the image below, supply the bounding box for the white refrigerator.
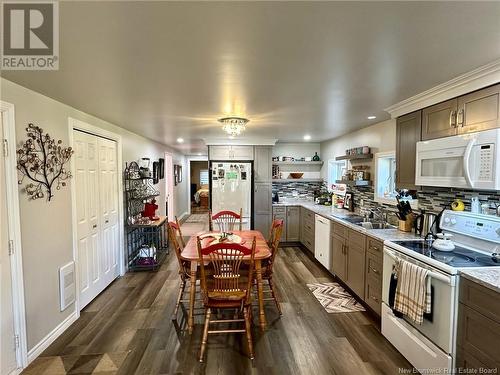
[210,162,252,229]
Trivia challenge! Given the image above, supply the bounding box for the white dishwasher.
[314,214,331,269]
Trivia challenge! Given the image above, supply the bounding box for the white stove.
[381,210,500,374]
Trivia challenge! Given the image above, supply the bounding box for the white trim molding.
[1,101,28,370]
[68,117,126,319]
[27,311,78,364]
[203,137,277,146]
[385,59,500,118]
[185,155,208,215]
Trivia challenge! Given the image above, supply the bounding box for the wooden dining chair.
[260,219,284,315]
[167,218,193,320]
[209,208,243,232]
[197,237,256,362]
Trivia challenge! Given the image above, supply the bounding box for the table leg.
[188,261,198,334]
[255,259,267,331]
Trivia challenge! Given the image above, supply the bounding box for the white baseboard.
[27,309,78,364]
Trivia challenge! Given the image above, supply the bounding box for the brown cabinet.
[346,229,366,299]
[330,223,366,299]
[457,83,500,134]
[456,277,500,372]
[422,84,500,141]
[396,110,421,189]
[286,206,300,242]
[364,237,384,316]
[300,208,315,253]
[331,231,347,280]
[422,98,458,140]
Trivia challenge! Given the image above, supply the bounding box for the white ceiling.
[2,1,500,154]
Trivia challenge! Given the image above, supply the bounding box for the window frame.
[199,169,209,186]
[327,159,347,194]
[374,151,398,206]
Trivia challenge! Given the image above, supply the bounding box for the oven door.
[382,247,457,370]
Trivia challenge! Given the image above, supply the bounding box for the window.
[327,159,347,193]
[374,151,397,204]
[200,169,209,185]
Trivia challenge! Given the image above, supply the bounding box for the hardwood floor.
[22,219,412,374]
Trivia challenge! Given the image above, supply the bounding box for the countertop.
[272,201,421,242]
[460,269,500,294]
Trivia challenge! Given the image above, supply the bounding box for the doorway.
[189,160,209,214]
[164,152,174,220]
[1,102,27,374]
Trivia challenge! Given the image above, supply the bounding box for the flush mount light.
[176,138,184,143]
[218,116,249,137]
[367,116,377,120]
[303,135,311,141]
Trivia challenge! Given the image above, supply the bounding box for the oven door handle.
[383,248,455,286]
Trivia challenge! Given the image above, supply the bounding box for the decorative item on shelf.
[16,123,73,201]
[289,172,304,179]
[312,152,320,161]
[152,161,159,184]
[158,158,165,179]
[125,161,141,179]
[282,156,294,162]
[451,199,465,211]
[344,192,354,211]
[346,146,370,156]
[142,198,159,220]
[272,156,279,162]
[139,158,151,178]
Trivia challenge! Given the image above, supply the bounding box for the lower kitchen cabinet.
[364,239,383,315]
[331,231,347,280]
[272,206,287,242]
[456,278,500,372]
[346,229,366,299]
[300,208,315,253]
[286,206,300,241]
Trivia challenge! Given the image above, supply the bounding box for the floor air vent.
[59,262,76,311]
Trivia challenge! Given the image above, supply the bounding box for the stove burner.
[431,251,475,265]
[392,240,500,268]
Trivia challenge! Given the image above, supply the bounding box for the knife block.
[398,215,414,232]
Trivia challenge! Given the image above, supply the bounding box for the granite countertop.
[272,201,421,242]
[460,269,500,294]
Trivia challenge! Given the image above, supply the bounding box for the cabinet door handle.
[457,108,464,127]
[370,267,379,274]
[370,246,380,253]
[370,295,379,302]
[105,220,109,224]
[92,224,97,229]
[449,110,456,128]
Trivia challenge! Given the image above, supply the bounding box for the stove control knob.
[444,217,451,224]
[450,218,457,225]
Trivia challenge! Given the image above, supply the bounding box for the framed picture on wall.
[177,165,182,183]
[158,158,165,179]
[174,165,179,186]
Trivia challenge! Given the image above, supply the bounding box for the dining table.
[180,230,272,334]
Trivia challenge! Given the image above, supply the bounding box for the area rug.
[307,282,365,313]
[185,214,207,223]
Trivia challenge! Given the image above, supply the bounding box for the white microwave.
[415,128,500,190]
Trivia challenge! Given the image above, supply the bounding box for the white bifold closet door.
[74,131,119,309]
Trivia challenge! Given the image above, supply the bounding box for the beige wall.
[320,119,397,179]
[1,78,189,351]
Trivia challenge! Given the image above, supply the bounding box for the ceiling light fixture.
[367,116,376,120]
[303,135,311,141]
[218,116,249,137]
[176,138,184,143]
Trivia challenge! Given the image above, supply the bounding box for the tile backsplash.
[273,180,500,216]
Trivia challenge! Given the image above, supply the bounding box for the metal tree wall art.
[16,123,74,201]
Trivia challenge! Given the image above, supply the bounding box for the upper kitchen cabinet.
[457,83,500,134]
[209,145,254,160]
[422,98,458,140]
[254,146,272,182]
[421,84,500,141]
[396,110,421,189]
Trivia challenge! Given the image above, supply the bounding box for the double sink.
[341,215,397,230]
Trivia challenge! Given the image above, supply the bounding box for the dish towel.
[394,259,432,325]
